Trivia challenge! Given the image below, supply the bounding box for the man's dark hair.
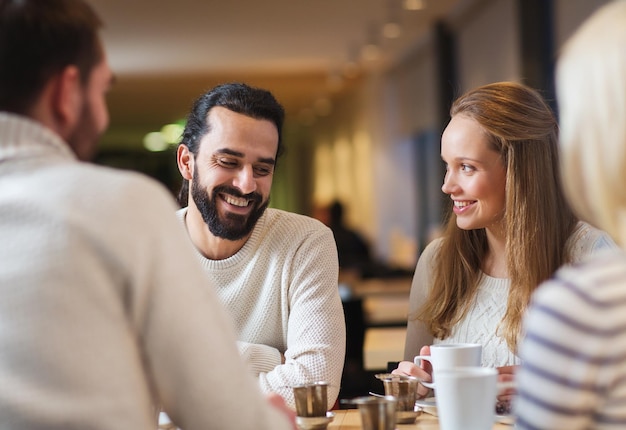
[0,0,103,114]
[177,82,285,207]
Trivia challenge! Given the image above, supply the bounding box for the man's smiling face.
[189,106,278,241]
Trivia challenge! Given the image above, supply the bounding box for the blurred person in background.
[324,199,413,282]
[328,200,373,277]
[175,82,345,410]
[393,82,614,403]
[515,1,626,428]
[0,1,295,428]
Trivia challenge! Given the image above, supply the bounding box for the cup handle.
[413,356,435,389]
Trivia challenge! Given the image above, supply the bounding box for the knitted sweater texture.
[177,207,346,409]
[0,113,293,430]
[403,222,615,366]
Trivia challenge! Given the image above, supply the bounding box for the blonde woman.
[393,82,614,398]
[515,1,626,428]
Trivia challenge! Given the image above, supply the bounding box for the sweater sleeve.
[256,225,346,410]
[403,239,439,361]
[238,341,282,375]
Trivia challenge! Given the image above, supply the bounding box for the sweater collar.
[0,112,76,162]
[178,206,272,267]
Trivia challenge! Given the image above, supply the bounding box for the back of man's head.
[0,0,103,115]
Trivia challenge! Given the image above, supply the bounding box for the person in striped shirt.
[515,1,626,428]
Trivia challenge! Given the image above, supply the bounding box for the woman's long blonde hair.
[417,82,578,352]
[557,1,626,248]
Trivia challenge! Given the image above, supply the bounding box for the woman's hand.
[391,345,433,398]
[495,365,518,415]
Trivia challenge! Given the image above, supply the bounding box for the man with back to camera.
[0,1,296,428]
[175,82,346,409]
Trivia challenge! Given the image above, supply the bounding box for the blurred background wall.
[91,0,611,271]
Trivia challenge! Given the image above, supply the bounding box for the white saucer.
[495,414,515,425]
[296,411,335,430]
[415,397,515,425]
[414,397,437,416]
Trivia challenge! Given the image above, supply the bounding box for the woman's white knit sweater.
[404,222,615,366]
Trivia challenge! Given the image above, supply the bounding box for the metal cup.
[375,373,421,423]
[352,396,397,430]
[293,381,328,417]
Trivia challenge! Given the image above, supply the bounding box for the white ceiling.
[86,0,471,137]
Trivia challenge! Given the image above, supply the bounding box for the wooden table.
[327,409,512,429]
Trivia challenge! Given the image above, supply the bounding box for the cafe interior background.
[90,0,607,270]
[89,0,611,396]
[92,0,609,271]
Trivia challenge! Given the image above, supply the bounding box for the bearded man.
[176,82,346,410]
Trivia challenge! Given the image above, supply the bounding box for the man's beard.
[191,170,269,241]
[66,99,102,161]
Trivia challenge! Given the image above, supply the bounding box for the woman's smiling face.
[440,114,507,232]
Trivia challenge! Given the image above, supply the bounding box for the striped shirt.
[515,248,626,429]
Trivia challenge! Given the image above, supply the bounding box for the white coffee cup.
[434,367,498,430]
[413,343,482,388]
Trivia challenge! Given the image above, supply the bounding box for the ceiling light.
[361,23,381,62]
[404,0,425,11]
[383,0,402,38]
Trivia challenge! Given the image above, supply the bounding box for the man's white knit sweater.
[0,113,293,430]
[177,207,346,409]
